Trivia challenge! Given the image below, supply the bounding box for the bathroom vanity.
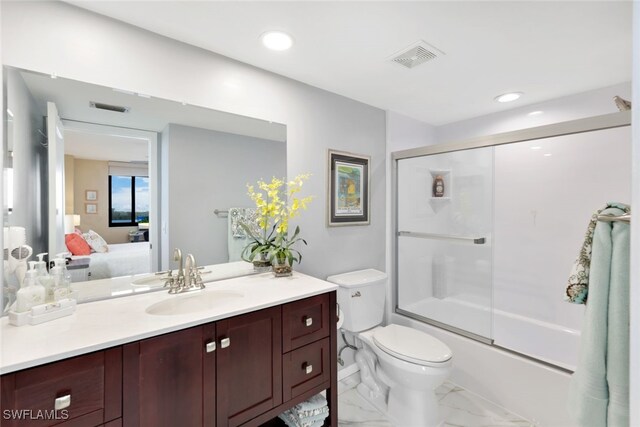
[0,272,338,427]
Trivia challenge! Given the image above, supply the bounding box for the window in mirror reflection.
[109,176,149,226]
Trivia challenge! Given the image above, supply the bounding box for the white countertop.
[0,271,337,374]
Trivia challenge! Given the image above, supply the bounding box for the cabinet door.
[0,348,121,427]
[216,307,282,427]
[123,324,216,427]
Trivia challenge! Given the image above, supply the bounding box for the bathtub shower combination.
[392,112,631,371]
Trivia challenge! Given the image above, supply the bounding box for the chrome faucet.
[164,248,205,294]
[174,248,184,285]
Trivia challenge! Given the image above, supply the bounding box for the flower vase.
[252,253,272,273]
[272,258,292,277]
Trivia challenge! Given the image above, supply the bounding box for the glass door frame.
[391,110,631,345]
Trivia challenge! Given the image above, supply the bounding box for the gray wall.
[5,68,47,258]
[164,124,286,266]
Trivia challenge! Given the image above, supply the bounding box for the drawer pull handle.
[206,341,216,353]
[302,362,313,374]
[54,394,71,410]
[221,337,231,348]
[304,316,313,327]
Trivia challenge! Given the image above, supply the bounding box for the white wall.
[629,3,639,426]
[1,1,386,280]
[435,82,631,144]
[165,124,286,266]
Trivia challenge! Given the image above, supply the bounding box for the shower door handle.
[397,231,486,245]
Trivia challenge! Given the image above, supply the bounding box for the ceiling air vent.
[388,40,445,69]
[90,101,130,113]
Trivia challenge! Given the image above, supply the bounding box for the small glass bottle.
[16,268,46,313]
[50,258,71,301]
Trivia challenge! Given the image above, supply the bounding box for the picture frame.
[327,149,370,226]
[85,190,98,201]
[85,203,97,214]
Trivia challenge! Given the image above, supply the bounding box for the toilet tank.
[327,269,387,332]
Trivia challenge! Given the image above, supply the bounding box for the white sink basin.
[145,290,244,316]
[132,270,212,287]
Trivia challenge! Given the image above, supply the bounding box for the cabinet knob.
[220,337,231,348]
[206,341,216,353]
[54,394,71,410]
[303,316,313,327]
[302,362,313,375]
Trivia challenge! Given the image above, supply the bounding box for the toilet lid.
[373,324,452,366]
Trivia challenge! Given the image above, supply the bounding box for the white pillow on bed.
[83,230,109,253]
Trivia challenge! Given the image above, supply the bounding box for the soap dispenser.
[35,253,55,302]
[15,266,46,313]
[50,258,71,301]
[34,253,49,277]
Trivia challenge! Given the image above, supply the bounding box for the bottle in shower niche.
[432,175,445,197]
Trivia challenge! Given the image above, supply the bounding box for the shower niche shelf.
[428,169,452,201]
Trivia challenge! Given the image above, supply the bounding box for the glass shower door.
[396,147,494,340]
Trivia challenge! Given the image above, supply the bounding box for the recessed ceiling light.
[494,92,523,103]
[530,146,542,150]
[544,153,552,157]
[528,110,544,116]
[261,31,293,51]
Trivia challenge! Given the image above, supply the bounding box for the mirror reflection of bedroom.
[62,122,153,281]
[4,67,286,298]
[8,68,159,284]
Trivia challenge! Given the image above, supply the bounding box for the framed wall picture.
[85,203,97,214]
[85,190,98,201]
[327,150,370,226]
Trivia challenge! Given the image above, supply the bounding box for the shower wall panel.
[493,126,631,369]
[396,148,494,339]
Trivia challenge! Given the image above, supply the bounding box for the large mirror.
[3,67,286,308]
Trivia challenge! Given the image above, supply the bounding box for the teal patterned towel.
[565,202,630,304]
[567,204,630,426]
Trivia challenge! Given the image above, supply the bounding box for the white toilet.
[328,269,452,427]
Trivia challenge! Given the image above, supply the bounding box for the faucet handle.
[193,269,205,290]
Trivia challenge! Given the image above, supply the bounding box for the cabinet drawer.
[1,348,121,427]
[282,294,330,353]
[282,338,330,401]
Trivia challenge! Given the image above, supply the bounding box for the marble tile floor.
[338,381,535,427]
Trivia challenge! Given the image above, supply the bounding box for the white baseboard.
[338,362,359,381]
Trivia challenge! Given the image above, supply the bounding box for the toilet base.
[387,384,444,427]
[356,382,444,427]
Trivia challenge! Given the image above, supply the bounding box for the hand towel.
[291,393,328,417]
[278,410,327,427]
[567,205,630,427]
[565,202,630,304]
[227,207,259,262]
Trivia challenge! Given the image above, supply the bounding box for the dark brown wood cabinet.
[0,348,122,427]
[122,324,216,427]
[0,291,337,427]
[216,306,282,427]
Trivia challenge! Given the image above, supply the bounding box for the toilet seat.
[372,324,452,367]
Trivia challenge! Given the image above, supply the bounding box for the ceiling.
[20,68,286,163]
[68,1,632,125]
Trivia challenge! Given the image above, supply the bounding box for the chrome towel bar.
[397,231,486,244]
[597,213,631,224]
